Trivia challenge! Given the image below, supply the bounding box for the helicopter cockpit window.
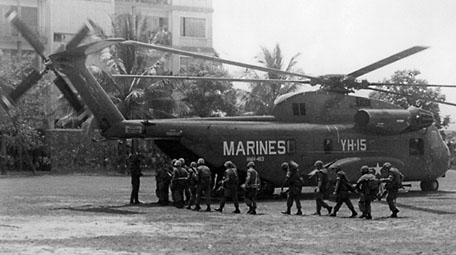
[292,103,306,116]
[324,139,333,153]
[409,138,424,155]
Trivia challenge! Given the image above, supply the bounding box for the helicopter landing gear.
[420,180,439,191]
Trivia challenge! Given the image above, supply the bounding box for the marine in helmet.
[215,161,240,213]
[355,165,379,219]
[186,161,199,210]
[194,158,212,212]
[280,160,303,215]
[128,151,144,205]
[329,165,357,218]
[380,162,404,218]
[170,159,188,208]
[312,160,333,216]
[179,158,192,205]
[241,161,261,215]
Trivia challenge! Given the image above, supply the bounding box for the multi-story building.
[0,0,214,126]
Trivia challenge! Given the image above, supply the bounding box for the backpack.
[367,178,380,193]
[392,169,404,188]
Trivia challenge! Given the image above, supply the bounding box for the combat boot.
[250,208,257,215]
[295,209,303,215]
[193,205,201,211]
[205,206,211,212]
[365,213,372,220]
[233,208,241,214]
[350,211,358,218]
[215,207,223,213]
[329,212,337,217]
[391,209,399,218]
[281,208,291,215]
[327,206,333,215]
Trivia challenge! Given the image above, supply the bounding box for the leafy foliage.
[178,61,239,117]
[97,13,177,119]
[241,44,302,115]
[0,52,49,168]
[369,70,450,129]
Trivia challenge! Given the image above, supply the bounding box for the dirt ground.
[2,171,456,254]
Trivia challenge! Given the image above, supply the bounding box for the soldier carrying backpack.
[380,162,404,218]
[355,165,380,219]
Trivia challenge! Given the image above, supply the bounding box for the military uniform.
[194,158,212,211]
[171,161,189,208]
[355,166,380,219]
[155,165,172,205]
[313,161,332,215]
[186,162,199,209]
[243,162,260,215]
[215,161,240,213]
[129,153,143,204]
[281,161,303,215]
[381,163,403,218]
[330,167,357,217]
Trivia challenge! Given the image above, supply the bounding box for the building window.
[292,103,306,116]
[409,138,424,155]
[180,17,206,38]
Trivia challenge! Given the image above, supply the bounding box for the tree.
[0,52,49,172]
[94,13,179,173]
[177,61,239,117]
[369,69,450,129]
[99,12,177,120]
[241,44,302,115]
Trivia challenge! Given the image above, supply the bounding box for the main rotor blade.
[366,87,456,107]
[8,69,45,106]
[370,82,456,88]
[123,40,319,81]
[347,46,429,78]
[112,74,312,84]
[6,10,46,60]
[66,24,90,50]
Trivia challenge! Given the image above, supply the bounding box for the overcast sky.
[212,0,456,128]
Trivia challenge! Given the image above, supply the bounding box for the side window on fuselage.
[409,138,424,155]
[292,103,306,116]
[324,139,333,153]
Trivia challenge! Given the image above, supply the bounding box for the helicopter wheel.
[420,180,439,191]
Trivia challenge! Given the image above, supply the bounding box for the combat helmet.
[224,160,236,169]
[197,158,205,165]
[360,165,369,175]
[289,160,299,170]
[314,160,323,167]
[281,162,289,171]
[247,161,255,168]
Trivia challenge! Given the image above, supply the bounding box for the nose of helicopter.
[428,127,451,178]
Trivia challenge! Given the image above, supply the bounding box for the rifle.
[378,183,412,201]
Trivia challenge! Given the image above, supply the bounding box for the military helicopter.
[4,11,455,195]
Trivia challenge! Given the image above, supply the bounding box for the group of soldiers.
[154,158,260,214]
[132,154,404,219]
[281,160,404,219]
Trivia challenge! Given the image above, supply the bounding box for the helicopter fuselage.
[107,116,449,188]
